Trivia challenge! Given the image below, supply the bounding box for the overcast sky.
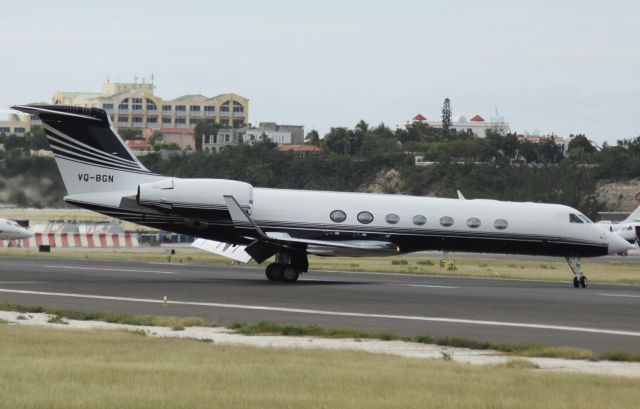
[1,0,638,144]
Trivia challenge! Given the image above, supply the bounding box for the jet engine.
[136,178,253,218]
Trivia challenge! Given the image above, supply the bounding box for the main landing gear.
[566,257,588,288]
[265,252,309,283]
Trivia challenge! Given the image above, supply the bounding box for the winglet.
[456,189,465,200]
[223,195,268,240]
[621,204,640,224]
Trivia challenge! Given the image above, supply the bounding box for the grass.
[1,325,640,409]
[0,300,216,328]
[500,358,540,370]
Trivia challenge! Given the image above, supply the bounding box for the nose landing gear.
[264,252,308,283]
[566,257,588,288]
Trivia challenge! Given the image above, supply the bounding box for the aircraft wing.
[223,195,399,260]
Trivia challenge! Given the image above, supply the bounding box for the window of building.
[146,100,157,111]
[118,117,129,123]
[466,217,481,228]
[102,103,114,110]
[204,106,215,112]
[175,118,186,124]
[494,219,509,230]
[189,118,198,125]
[162,118,172,124]
[14,127,25,134]
[233,101,244,112]
[189,105,201,112]
[147,117,157,124]
[357,211,374,224]
[132,98,143,111]
[175,105,186,111]
[132,117,143,124]
[118,98,129,110]
[225,134,230,142]
[412,215,426,226]
[330,210,347,223]
[220,101,230,112]
[221,119,229,127]
[162,105,172,111]
[385,214,400,224]
[0,127,10,133]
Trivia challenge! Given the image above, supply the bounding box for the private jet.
[598,206,640,248]
[0,218,33,241]
[11,105,634,287]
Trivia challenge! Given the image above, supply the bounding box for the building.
[160,128,195,150]
[412,113,510,137]
[0,113,31,136]
[51,80,249,131]
[517,134,569,154]
[202,122,304,152]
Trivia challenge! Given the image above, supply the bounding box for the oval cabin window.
[440,216,454,227]
[385,213,400,224]
[466,217,481,228]
[330,210,346,223]
[412,215,426,226]
[357,211,374,224]
[494,219,509,230]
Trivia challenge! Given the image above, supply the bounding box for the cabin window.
[330,210,346,223]
[570,214,584,224]
[440,216,454,227]
[385,214,400,224]
[412,215,426,226]
[466,217,481,228]
[494,219,509,230]
[579,214,593,223]
[357,211,374,224]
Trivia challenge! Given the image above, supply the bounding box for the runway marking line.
[43,265,175,275]
[0,287,638,338]
[599,293,640,299]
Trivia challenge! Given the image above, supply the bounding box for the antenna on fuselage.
[456,189,466,200]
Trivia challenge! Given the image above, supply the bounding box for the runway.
[0,256,639,354]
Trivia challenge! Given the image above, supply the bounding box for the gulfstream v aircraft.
[12,105,634,287]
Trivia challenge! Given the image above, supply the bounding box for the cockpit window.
[570,214,584,224]
[578,214,593,224]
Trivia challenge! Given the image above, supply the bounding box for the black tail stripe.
[47,137,143,171]
[53,152,156,175]
[45,132,141,168]
[49,144,145,172]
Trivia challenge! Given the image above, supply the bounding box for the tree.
[568,134,596,154]
[149,130,163,145]
[304,130,320,146]
[7,190,29,207]
[323,127,354,156]
[194,119,219,151]
[441,97,452,135]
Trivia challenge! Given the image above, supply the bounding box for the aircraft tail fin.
[621,205,640,224]
[11,105,157,195]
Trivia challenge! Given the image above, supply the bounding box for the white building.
[202,122,303,152]
[412,113,510,137]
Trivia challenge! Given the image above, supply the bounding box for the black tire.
[266,263,284,282]
[281,266,299,283]
[580,276,588,288]
[573,277,580,288]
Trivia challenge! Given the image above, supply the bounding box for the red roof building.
[126,139,150,150]
[276,145,323,158]
[413,114,427,121]
[470,115,485,122]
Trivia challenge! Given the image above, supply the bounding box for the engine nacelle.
[137,178,253,217]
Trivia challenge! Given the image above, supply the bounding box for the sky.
[1,0,639,144]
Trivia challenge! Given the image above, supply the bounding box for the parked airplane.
[598,206,640,246]
[0,218,33,240]
[12,105,634,287]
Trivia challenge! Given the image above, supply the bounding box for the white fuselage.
[0,219,33,240]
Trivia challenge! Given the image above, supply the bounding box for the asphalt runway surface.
[0,256,639,354]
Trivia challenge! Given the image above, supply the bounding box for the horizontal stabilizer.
[191,238,252,263]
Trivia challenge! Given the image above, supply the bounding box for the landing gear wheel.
[579,276,588,288]
[265,263,284,282]
[573,277,580,288]
[281,266,299,283]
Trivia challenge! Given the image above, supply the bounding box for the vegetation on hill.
[1,123,639,216]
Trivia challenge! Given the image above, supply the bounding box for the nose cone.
[608,233,635,255]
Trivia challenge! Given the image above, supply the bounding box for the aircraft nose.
[608,233,635,255]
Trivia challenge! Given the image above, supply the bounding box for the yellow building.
[52,81,249,130]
